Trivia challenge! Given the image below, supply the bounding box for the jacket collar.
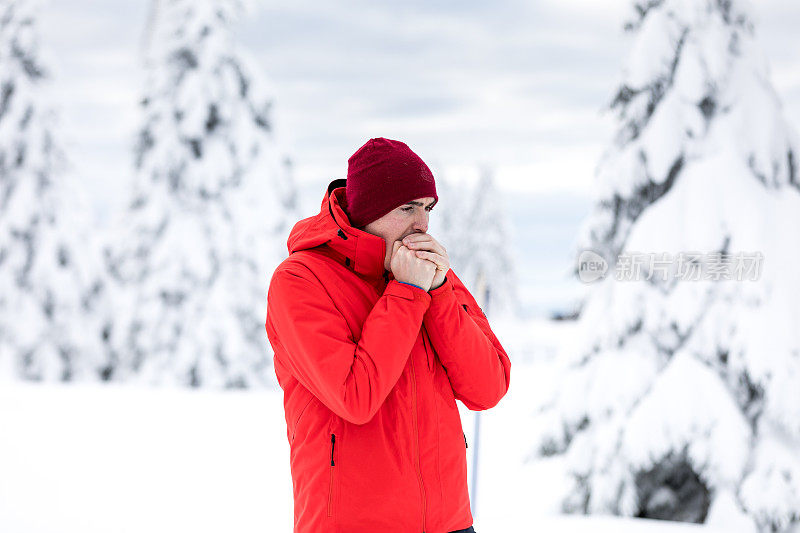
[286,179,389,280]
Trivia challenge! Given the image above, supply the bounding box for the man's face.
[362,197,436,270]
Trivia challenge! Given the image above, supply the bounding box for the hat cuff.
[350,188,438,228]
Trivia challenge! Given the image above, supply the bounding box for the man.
[265,137,511,533]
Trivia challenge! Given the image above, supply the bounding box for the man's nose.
[412,210,429,233]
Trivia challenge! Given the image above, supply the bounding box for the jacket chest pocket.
[433,363,463,439]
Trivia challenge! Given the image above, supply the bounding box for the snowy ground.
[0,318,725,532]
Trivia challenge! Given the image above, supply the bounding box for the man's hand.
[390,240,437,291]
[401,233,450,290]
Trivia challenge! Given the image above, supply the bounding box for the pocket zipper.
[327,433,336,517]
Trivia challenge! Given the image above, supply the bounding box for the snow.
[0,318,733,533]
[0,381,294,533]
[623,352,751,489]
[740,425,800,532]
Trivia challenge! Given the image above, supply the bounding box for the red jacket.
[265,180,511,533]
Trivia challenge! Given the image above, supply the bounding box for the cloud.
[36,0,800,200]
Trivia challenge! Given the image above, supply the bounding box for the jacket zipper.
[327,433,336,517]
[409,353,427,532]
[375,269,425,529]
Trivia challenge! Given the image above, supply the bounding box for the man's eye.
[425,206,433,212]
[401,207,413,212]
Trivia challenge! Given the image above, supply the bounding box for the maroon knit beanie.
[344,138,438,228]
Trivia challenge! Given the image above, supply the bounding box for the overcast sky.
[42,0,800,200]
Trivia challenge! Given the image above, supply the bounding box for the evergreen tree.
[0,0,102,381]
[432,167,517,316]
[102,0,296,388]
[539,1,800,531]
[577,0,798,265]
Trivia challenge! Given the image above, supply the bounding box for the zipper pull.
[464,433,468,449]
[330,434,336,466]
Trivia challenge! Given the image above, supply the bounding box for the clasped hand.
[389,233,450,291]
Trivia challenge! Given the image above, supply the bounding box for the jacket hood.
[286,179,388,280]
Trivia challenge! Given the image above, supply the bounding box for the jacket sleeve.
[423,271,511,411]
[266,264,431,425]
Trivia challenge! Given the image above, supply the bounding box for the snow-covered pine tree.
[0,0,103,382]
[432,167,516,317]
[102,0,296,388]
[429,175,468,282]
[538,1,800,531]
[577,0,798,265]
